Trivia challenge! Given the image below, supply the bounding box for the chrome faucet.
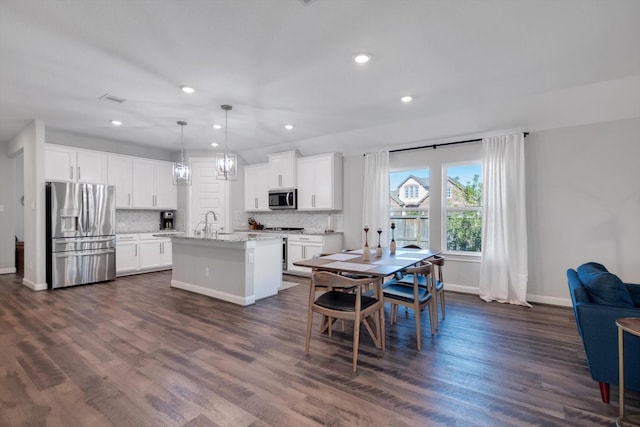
[204,210,218,236]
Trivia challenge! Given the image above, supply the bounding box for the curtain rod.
[387,132,529,154]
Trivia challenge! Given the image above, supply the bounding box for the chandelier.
[172,120,192,186]
[216,104,237,180]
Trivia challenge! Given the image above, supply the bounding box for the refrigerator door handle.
[54,249,114,258]
[57,237,115,244]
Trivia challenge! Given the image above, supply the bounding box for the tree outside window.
[444,164,482,253]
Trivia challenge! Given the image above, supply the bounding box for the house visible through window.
[444,163,482,253]
[389,170,429,248]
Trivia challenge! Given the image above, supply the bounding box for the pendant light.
[173,120,192,186]
[216,104,237,180]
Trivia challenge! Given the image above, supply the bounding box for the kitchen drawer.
[287,234,323,244]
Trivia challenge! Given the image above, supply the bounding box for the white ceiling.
[1,0,639,163]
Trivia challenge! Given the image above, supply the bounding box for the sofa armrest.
[625,283,640,307]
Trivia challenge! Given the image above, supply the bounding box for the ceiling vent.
[99,93,126,104]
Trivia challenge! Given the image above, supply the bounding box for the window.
[444,163,482,253]
[390,170,429,248]
[404,185,419,198]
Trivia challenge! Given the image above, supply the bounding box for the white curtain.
[362,151,390,248]
[479,133,530,306]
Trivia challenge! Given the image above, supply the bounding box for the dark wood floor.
[1,271,638,426]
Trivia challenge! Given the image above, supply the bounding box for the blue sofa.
[567,262,640,403]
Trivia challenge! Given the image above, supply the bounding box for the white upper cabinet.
[268,150,298,189]
[296,152,343,211]
[107,155,133,208]
[244,163,270,211]
[45,145,107,183]
[132,159,177,209]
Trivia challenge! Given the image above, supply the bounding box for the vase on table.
[363,225,370,261]
[389,222,396,254]
[376,228,382,257]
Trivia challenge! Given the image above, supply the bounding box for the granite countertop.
[172,232,283,243]
[234,229,342,236]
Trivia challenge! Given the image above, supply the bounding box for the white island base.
[170,235,282,306]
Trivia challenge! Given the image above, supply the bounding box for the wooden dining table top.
[293,247,441,277]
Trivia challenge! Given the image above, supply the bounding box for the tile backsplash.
[116,210,179,233]
[233,211,343,234]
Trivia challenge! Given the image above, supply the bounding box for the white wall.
[14,154,24,241]
[46,129,175,161]
[8,120,47,289]
[0,144,16,273]
[341,117,640,305]
[526,117,640,304]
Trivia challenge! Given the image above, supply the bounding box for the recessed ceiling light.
[180,85,195,94]
[110,120,122,126]
[212,124,222,130]
[400,95,413,103]
[353,53,372,64]
[211,142,219,147]
[284,124,294,130]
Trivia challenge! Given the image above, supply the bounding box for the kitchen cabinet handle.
[312,194,315,207]
[278,174,282,187]
[255,197,258,209]
[77,167,81,180]
[134,246,138,257]
[70,166,74,180]
[128,194,131,206]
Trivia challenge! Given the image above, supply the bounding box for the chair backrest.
[431,255,445,282]
[403,244,422,249]
[311,271,376,293]
[404,262,433,289]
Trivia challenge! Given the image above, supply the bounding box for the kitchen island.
[170,233,283,306]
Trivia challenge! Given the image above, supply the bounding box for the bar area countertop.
[170,232,282,306]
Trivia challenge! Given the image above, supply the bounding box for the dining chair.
[305,271,385,372]
[431,255,446,329]
[383,262,435,350]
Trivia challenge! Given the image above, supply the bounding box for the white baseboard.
[526,294,572,307]
[445,283,571,307]
[22,277,48,291]
[0,267,17,274]
[171,279,255,306]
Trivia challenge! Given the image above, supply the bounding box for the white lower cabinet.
[116,233,173,276]
[286,233,342,274]
[116,234,139,275]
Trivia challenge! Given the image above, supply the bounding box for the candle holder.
[363,225,370,260]
[390,222,396,254]
[376,228,382,257]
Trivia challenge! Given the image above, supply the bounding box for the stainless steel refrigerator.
[46,181,116,289]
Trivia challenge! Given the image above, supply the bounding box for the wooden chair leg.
[353,316,361,372]
[305,304,314,354]
[440,292,446,320]
[599,381,610,403]
[379,305,385,351]
[414,302,422,350]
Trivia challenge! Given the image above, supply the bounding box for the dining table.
[293,246,442,351]
[293,246,441,278]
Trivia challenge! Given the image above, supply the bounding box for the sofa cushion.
[577,262,635,308]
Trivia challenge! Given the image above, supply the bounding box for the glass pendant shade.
[173,120,192,186]
[173,161,192,185]
[216,104,237,181]
[216,152,237,180]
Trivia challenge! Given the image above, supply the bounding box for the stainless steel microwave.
[269,189,297,210]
